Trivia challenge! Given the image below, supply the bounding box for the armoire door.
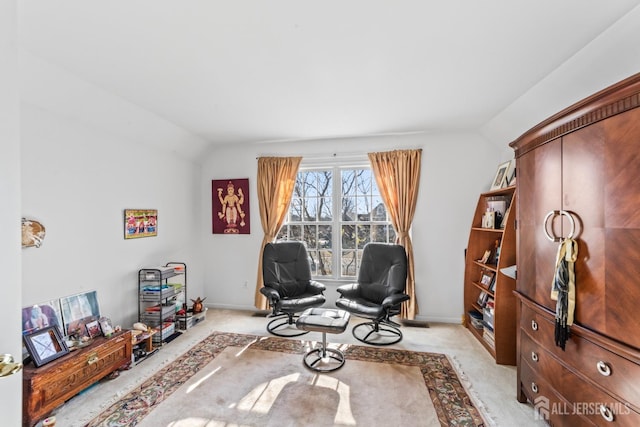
[561,121,606,333]
[601,107,640,349]
[516,138,561,309]
[542,107,640,348]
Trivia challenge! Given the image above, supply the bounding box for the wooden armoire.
[510,73,640,426]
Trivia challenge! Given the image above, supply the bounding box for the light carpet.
[88,332,487,426]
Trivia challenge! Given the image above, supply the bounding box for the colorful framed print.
[124,209,157,239]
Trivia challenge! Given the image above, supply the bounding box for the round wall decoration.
[22,218,46,248]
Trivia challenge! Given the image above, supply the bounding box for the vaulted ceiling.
[18,1,640,147]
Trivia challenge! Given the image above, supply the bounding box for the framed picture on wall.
[212,178,250,234]
[124,209,157,239]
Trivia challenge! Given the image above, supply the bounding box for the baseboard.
[401,319,430,328]
[208,302,267,313]
[418,315,466,324]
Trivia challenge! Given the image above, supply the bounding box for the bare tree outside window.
[277,167,394,279]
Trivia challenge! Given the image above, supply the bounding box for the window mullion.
[332,166,341,280]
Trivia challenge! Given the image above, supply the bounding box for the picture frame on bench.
[60,290,101,339]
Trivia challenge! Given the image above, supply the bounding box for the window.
[277,166,395,279]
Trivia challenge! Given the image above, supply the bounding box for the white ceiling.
[18,1,640,147]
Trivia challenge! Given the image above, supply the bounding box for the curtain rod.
[256,148,422,160]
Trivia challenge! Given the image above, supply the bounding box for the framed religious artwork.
[22,301,63,336]
[23,325,69,367]
[212,178,250,234]
[124,209,157,239]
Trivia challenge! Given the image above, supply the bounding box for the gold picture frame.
[124,209,157,239]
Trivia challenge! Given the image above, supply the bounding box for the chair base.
[266,314,309,337]
[352,321,403,346]
[302,332,346,372]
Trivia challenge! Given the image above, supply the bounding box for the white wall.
[17,4,640,332]
[483,5,640,145]
[0,0,23,424]
[20,59,206,330]
[200,133,503,323]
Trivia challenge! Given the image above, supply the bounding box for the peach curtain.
[254,156,302,309]
[368,149,422,319]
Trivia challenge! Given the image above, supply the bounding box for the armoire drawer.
[519,359,591,427]
[520,303,640,410]
[520,341,640,426]
[559,363,640,427]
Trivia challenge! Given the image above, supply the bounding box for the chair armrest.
[382,293,409,308]
[336,283,360,298]
[260,286,280,302]
[308,280,326,294]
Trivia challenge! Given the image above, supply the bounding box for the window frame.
[278,159,395,280]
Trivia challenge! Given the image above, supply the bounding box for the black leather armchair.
[260,241,326,337]
[336,243,409,345]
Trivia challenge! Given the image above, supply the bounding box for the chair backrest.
[262,241,312,297]
[357,243,408,303]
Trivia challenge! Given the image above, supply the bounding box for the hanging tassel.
[550,238,578,351]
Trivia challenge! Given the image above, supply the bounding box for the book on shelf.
[483,326,495,338]
[468,310,482,320]
[468,310,484,329]
[483,330,495,348]
[488,277,496,292]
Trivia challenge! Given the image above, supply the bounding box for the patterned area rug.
[88,332,487,426]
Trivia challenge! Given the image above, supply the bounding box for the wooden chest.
[22,330,132,427]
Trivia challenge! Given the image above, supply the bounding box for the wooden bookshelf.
[463,186,517,365]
